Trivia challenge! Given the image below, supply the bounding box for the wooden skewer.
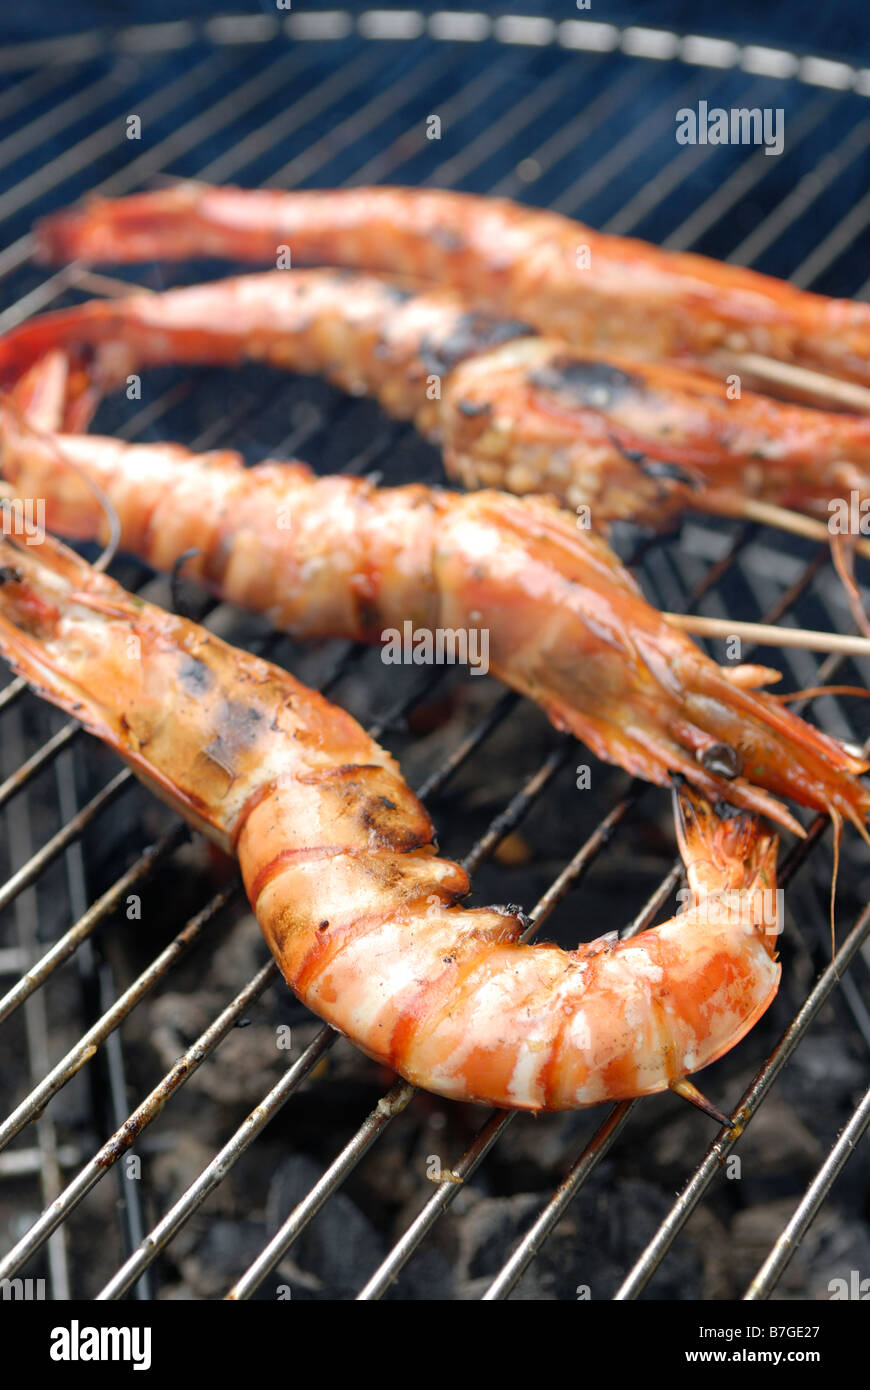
[728,497,870,563]
[665,612,870,658]
[725,352,870,414]
[689,493,870,560]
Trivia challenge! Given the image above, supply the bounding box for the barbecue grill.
[1,8,870,1304]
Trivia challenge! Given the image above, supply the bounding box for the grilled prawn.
[35,182,870,391]
[0,529,781,1112]
[1,273,870,529]
[2,392,869,838]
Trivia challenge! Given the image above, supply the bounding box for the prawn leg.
[669,1077,734,1129]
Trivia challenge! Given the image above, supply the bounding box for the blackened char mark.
[378,281,416,305]
[176,653,214,694]
[529,358,643,411]
[608,434,703,492]
[456,398,491,417]
[430,226,464,253]
[637,458,702,488]
[531,358,704,491]
[420,313,535,376]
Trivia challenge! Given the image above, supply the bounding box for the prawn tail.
[669,783,778,967]
[0,532,121,739]
[6,349,70,432]
[0,400,121,564]
[35,182,250,265]
[0,312,109,430]
[672,780,780,958]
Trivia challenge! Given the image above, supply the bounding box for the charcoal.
[265,1154,387,1300]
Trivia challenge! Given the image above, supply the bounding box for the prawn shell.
[0,529,784,1112]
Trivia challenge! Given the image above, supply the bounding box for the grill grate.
[0,13,869,1302]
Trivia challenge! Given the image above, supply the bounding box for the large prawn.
[1,387,869,840]
[0,271,867,531]
[0,528,781,1114]
[34,182,870,395]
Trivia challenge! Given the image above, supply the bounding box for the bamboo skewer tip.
[665,611,870,660]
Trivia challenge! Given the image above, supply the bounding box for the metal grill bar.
[0,21,868,1304]
[661,92,836,251]
[53,747,152,1299]
[602,78,784,236]
[549,68,726,214]
[3,708,70,1298]
[97,1026,339,1300]
[727,113,870,267]
[0,943,271,1279]
[226,1078,418,1301]
[0,672,574,1283]
[0,53,230,229]
[483,1101,632,1300]
[351,61,511,185]
[616,898,870,1299]
[0,880,242,1162]
[0,770,131,917]
[489,62,661,199]
[744,1076,870,1299]
[0,825,187,1025]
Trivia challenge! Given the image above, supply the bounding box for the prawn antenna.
[829,531,870,641]
[828,804,843,971]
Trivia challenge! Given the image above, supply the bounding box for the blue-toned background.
[6,1,870,63]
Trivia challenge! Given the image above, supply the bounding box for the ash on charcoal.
[169,1219,270,1300]
[727,1200,870,1301]
[448,1169,703,1301]
[265,1153,389,1301]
